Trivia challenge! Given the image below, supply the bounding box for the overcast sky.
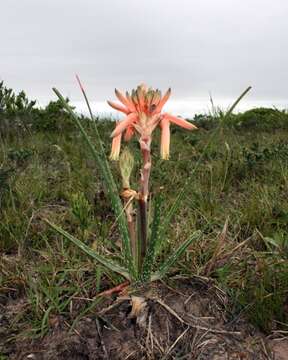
[1,0,287,116]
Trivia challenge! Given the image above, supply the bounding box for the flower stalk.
[138,135,152,271]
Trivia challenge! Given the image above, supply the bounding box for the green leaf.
[151,230,201,281]
[141,193,163,282]
[52,88,135,279]
[45,220,131,281]
[41,305,53,335]
[263,236,280,249]
[224,86,252,119]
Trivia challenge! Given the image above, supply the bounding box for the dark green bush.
[232,108,288,130]
[32,99,74,132]
[0,81,75,135]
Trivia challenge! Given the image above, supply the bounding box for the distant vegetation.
[1,81,287,344]
[1,81,288,136]
[0,81,75,135]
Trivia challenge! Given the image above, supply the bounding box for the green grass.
[1,107,288,336]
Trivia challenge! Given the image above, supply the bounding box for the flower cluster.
[108,84,197,160]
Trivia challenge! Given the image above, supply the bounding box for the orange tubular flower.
[110,122,122,160]
[107,84,197,160]
[160,117,170,160]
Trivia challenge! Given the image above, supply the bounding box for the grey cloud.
[1,0,287,113]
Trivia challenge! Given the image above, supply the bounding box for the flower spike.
[107,84,197,160]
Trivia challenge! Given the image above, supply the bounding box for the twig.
[184,293,195,305]
[155,298,241,336]
[162,327,190,359]
[221,237,250,258]
[124,350,138,360]
[160,280,187,297]
[146,313,153,352]
[97,297,128,315]
[96,317,109,360]
[156,298,185,324]
[260,338,272,360]
[64,321,81,337]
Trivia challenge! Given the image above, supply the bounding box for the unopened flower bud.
[119,147,134,189]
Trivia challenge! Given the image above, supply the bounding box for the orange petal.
[124,125,135,141]
[131,90,140,111]
[110,132,122,161]
[115,89,134,112]
[126,92,136,112]
[154,88,171,113]
[146,91,153,108]
[150,91,161,112]
[107,100,129,114]
[160,118,170,160]
[111,113,138,138]
[137,86,145,112]
[164,114,197,130]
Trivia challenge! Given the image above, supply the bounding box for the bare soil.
[1,277,287,359]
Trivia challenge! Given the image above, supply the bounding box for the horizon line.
[66,98,288,118]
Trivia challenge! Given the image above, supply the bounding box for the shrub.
[232,108,288,130]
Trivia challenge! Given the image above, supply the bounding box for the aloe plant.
[48,81,251,284]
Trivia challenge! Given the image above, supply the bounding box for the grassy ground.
[1,109,288,356]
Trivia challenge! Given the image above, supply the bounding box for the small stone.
[27,354,36,359]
